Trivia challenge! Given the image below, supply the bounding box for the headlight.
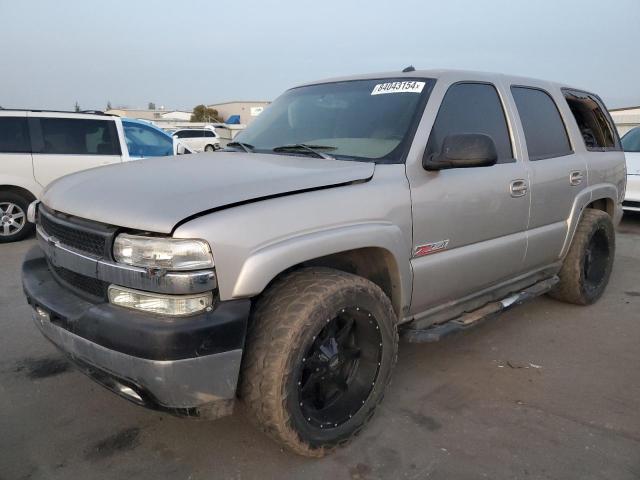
[108,285,213,316]
[113,234,213,270]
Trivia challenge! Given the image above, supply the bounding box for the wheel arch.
[560,184,619,258]
[0,184,38,203]
[227,224,411,319]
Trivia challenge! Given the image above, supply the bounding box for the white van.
[172,127,221,152]
[0,110,189,242]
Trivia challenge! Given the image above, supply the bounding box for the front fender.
[173,164,413,314]
[231,222,411,307]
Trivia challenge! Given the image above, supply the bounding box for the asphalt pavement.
[1,214,639,480]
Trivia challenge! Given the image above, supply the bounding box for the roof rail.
[0,108,117,116]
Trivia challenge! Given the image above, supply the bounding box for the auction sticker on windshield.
[371,81,425,95]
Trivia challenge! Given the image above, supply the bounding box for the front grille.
[49,263,109,301]
[38,206,115,258]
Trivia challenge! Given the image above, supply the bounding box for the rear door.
[204,130,218,148]
[30,113,122,186]
[407,80,530,313]
[509,86,587,270]
[193,130,208,151]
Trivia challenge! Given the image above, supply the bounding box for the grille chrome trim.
[37,226,217,294]
[38,205,114,259]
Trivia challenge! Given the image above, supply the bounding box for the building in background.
[609,106,640,136]
[105,108,192,126]
[206,101,270,125]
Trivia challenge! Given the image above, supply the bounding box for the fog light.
[108,286,213,316]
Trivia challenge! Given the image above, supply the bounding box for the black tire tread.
[239,267,398,457]
[549,208,614,305]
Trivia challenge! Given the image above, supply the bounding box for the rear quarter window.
[511,86,572,161]
[562,89,621,151]
[0,117,30,153]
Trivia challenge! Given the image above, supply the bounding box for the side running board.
[401,276,559,343]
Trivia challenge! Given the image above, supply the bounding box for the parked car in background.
[172,127,221,152]
[122,117,176,159]
[621,126,640,211]
[0,110,189,242]
[22,69,625,456]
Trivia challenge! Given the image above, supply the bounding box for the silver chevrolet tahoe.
[22,69,626,457]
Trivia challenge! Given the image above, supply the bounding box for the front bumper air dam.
[22,245,250,419]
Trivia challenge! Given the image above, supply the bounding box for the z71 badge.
[414,239,450,257]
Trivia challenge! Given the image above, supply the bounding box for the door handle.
[570,170,584,186]
[509,179,528,197]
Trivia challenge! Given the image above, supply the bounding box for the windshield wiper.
[272,143,336,160]
[227,141,254,153]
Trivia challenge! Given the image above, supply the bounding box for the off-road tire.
[549,208,615,305]
[0,191,34,243]
[239,267,398,457]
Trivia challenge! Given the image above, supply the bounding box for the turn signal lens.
[108,285,213,316]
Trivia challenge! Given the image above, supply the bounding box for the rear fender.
[561,184,619,258]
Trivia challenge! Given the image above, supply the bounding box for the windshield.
[232,78,434,163]
[621,127,640,152]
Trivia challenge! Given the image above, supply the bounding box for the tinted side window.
[39,118,120,155]
[562,89,620,151]
[0,117,30,153]
[511,87,572,161]
[426,83,513,163]
[204,131,215,138]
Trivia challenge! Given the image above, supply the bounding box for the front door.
[406,80,530,315]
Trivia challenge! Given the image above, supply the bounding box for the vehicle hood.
[626,152,640,175]
[42,152,374,233]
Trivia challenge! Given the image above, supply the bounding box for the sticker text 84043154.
[371,81,425,95]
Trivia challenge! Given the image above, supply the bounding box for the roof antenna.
[402,65,415,73]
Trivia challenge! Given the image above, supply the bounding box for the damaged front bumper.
[22,246,250,419]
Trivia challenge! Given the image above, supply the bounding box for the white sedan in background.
[622,127,640,212]
[172,127,221,152]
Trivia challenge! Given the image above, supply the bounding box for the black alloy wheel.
[297,306,382,429]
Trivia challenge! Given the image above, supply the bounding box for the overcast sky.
[1,0,638,111]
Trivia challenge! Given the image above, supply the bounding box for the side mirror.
[423,133,498,171]
[173,137,191,155]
